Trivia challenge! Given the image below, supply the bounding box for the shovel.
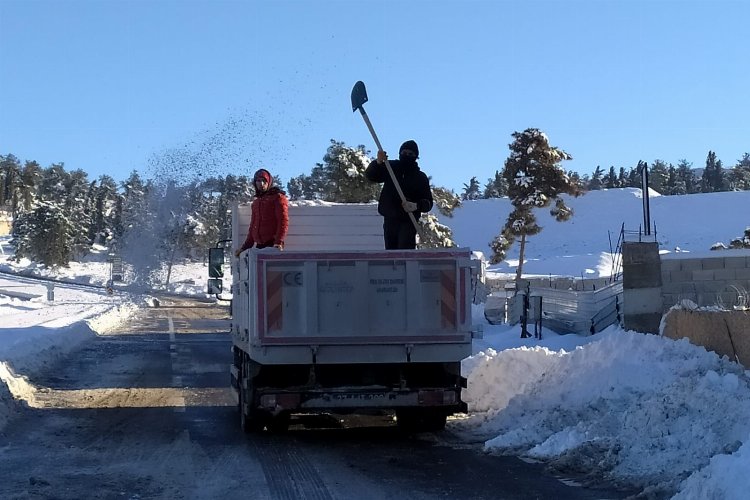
[351,81,421,235]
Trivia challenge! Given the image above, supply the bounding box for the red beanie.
[254,169,272,185]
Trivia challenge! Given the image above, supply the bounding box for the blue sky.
[1,0,748,192]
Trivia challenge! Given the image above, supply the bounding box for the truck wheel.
[395,409,420,432]
[421,411,447,432]
[396,409,447,433]
[239,371,265,433]
[267,412,291,433]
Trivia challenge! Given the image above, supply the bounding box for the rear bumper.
[255,387,467,415]
[235,340,472,365]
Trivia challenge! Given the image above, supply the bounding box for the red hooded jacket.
[239,186,289,251]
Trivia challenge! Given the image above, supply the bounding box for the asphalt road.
[0,297,631,499]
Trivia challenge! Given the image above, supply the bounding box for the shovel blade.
[351,81,368,112]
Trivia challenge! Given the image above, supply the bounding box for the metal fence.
[500,281,623,334]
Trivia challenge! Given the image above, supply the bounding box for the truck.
[225,202,482,432]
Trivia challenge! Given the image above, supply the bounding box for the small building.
[0,210,11,236]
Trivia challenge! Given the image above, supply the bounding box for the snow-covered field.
[2,187,750,498]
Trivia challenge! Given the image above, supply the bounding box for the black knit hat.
[399,140,419,158]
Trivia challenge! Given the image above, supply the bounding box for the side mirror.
[207,278,223,294]
[208,247,225,278]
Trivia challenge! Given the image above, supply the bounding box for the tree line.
[0,154,256,269]
[2,139,748,271]
[458,151,750,201]
[0,140,460,269]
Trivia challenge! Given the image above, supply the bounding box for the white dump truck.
[227,202,481,432]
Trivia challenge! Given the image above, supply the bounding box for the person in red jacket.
[235,168,289,257]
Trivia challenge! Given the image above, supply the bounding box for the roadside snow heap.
[455,328,750,498]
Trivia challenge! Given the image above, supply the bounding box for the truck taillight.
[418,390,457,405]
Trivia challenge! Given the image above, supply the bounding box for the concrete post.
[622,241,662,333]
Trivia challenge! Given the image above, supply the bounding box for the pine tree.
[217,174,252,244]
[286,176,305,201]
[417,213,455,248]
[482,170,508,198]
[461,177,481,200]
[588,166,604,190]
[626,166,640,187]
[604,166,618,188]
[120,170,148,242]
[287,140,379,202]
[412,185,459,248]
[668,165,686,195]
[648,160,669,194]
[490,128,579,280]
[728,153,750,191]
[15,161,41,213]
[11,200,73,267]
[431,186,461,217]
[567,170,586,191]
[617,167,627,188]
[90,175,118,245]
[675,159,697,194]
[701,151,725,192]
[320,140,379,202]
[0,155,24,213]
[66,169,94,259]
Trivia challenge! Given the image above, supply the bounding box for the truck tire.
[421,411,447,432]
[239,364,266,433]
[396,409,447,433]
[267,411,291,433]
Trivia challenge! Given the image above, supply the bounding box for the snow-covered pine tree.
[11,200,73,267]
[90,175,118,246]
[617,167,627,188]
[417,213,454,248]
[183,178,221,258]
[18,161,42,212]
[461,177,481,201]
[285,176,304,201]
[65,169,94,259]
[217,174,252,245]
[431,186,461,217]
[416,185,459,248]
[604,166,618,188]
[588,166,604,190]
[728,153,750,191]
[9,207,34,261]
[648,160,669,194]
[120,171,148,242]
[315,140,379,202]
[701,151,725,193]
[0,155,22,210]
[671,161,691,195]
[490,128,579,281]
[482,170,508,198]
[38,163,69,202]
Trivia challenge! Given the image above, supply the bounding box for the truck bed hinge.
[310,345,319,365]
[405,343,413,363]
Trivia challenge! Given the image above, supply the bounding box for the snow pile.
[456,326,750,497]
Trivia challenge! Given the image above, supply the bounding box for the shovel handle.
[357,108,421,235]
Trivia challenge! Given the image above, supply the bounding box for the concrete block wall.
[660,251,750,310]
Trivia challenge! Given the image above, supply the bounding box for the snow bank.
[455,327,750,495]
[0,301,139,431]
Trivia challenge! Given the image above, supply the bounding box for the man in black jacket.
[365,140,433,249]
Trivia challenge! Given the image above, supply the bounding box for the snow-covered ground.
[1,187,750,499]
